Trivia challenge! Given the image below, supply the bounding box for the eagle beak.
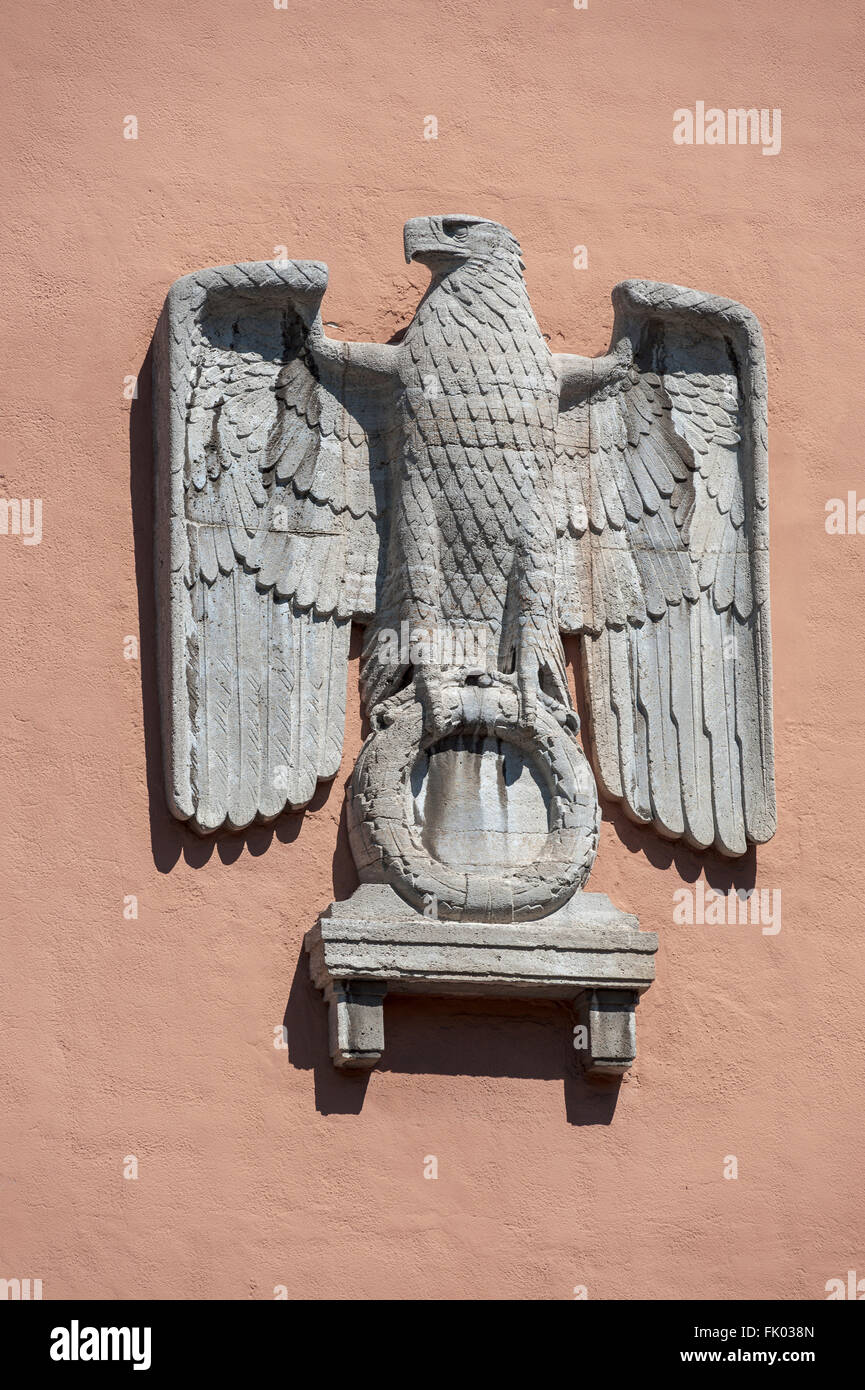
[403,216,436,264]
[403,216,473,265]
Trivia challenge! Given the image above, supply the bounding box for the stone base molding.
[305,884,656,1074]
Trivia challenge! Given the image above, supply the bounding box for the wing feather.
[556,279,775,855]
[154,260,393,833]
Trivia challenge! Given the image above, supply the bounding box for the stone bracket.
[575,988,639,1075]
[324,980,387,1069]
[305,884,656,1075]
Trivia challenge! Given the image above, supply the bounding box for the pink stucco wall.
[2,0,863,1299]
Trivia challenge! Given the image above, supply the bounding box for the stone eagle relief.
[154,216,775,1072]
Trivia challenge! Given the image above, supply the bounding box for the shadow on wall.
[282,949,624,1126]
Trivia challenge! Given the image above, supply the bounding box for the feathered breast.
[399,260,559,454]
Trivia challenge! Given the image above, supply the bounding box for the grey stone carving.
[306,885,657,1073]
[154,215,775,1074]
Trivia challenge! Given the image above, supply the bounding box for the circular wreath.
[348,679,600,922]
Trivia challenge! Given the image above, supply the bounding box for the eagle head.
[403,215,525,271]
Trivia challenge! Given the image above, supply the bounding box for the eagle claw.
[415,669,449,739]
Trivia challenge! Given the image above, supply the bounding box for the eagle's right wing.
[153,260,396,833]
[555,280,774,856]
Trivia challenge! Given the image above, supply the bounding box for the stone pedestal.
[305,884,656,1074]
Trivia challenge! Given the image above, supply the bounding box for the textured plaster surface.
[1,0,864,1300]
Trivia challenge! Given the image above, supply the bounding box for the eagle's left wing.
[153,260,395,834]
[554,279,775,856]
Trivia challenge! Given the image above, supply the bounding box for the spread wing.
[555,279,774,856]
[153,260,394,833]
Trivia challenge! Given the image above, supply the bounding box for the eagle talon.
[415,668,449,739]
[516,651,541,732]
[517,693,537,731]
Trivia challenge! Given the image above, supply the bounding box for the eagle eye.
[442,220,469,241]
